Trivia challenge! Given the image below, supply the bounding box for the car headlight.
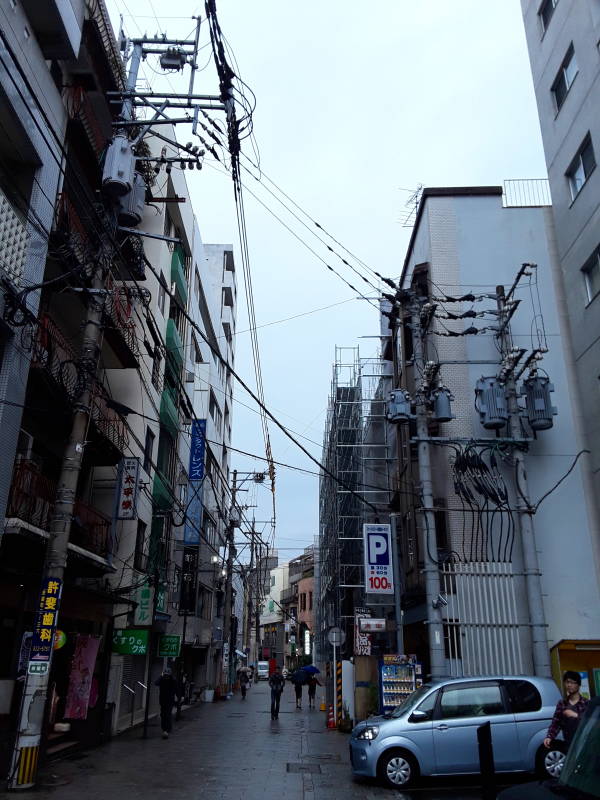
[356,725,379,740]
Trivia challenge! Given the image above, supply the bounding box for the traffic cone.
[327,704,336,729]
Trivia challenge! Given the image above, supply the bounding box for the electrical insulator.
[117,172,146,226]
[386,390,412,423]
[521,375,557,431]
[432,386,454,423]
[475,377,509,430]
[102,134,135,197]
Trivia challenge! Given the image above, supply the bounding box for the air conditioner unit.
[185,370,195,383]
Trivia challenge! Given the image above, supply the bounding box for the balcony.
[159,387,179,439]
[6,459,110,560]
[103,273,139,368]
[280,586,298,605]
[166,318,184,374]
[171,247,188,305]
[221,304,234,342]
[21,0,82,60]
[89,387,129,464]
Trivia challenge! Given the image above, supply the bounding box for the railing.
[502,178,552,208]
[6,459,110,557]
[62,86,107,157]
[104,272,139,358]
[90,387,129,454]
[280,587,298,604]
[33,314,79,396]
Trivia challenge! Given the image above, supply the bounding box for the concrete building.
[520,0,600,546]
[259,561,288,665]
[392,184,600,679]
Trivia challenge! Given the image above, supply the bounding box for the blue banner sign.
[189,419,206,480]
[31,577,63,662]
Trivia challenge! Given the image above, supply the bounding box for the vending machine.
[379,654,422,714]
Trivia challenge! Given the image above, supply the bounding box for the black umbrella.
[290,669,309,685]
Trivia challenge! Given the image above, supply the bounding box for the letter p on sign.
[369,535,388,564]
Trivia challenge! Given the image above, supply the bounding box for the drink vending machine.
[378,654,422,713]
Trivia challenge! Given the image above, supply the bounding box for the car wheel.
[378,749,419,789]
[537,742,566,779]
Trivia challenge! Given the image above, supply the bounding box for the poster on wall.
[64,635,101,720]
[354,607,372,656]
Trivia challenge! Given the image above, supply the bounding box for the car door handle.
[435,724,448,730]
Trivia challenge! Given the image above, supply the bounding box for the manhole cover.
[227,713,247,717]
[287,763,321,774]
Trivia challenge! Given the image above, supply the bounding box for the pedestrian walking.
[307,675,321,709]
[268,667,285,720]
[238,668,250,700]
[544,670,588,751]
[294,679,303,709]
[155,668,179,739]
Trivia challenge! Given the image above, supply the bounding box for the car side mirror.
[408,710,428,723]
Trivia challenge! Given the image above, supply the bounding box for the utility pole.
[411,298,446,679]
[496,286,550,676]
[221,470,237,693]
[389,304,405,656]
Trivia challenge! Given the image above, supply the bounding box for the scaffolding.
[318,347,392,657]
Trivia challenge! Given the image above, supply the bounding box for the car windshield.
[558,701,600,798]
[390,684,433,718]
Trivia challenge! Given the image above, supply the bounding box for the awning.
[235,650,247,659]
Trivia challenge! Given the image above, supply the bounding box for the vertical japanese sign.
[363,523,394,594]
[185,420,206,544]
[116,457,140,519]
[180,547,198,613]
[30,578,63,663]
[134,582,154,626]
[354,607,372,656]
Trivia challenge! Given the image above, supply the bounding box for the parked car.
[256,661,270,680]
[498,695,600,799]
[349,675,563,789]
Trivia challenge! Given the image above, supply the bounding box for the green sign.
[112,628,149,655]
[157,634,181,658]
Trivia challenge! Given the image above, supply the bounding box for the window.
[158,272,167,316]
[134,520,148,572]
[194,268,200,303]
[209,390,222,432]
[583,245,600,302]
[439,683,505,719]
[271,575,275,587]
[143,427,155,474]
[223,249,234,272]
[552,44,578,111]
[300,593,306,611]
[309,592,313,610]
[192,335,203,364]
[566,134,596,200]
[151,350,162,391]
[504,680,542,713]
[409,689,438,722]
[539,0,558,33]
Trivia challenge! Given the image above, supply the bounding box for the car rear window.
[504,680,542,713]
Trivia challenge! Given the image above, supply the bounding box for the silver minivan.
[350,676,564,789]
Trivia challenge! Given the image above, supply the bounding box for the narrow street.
[1,682,537,799]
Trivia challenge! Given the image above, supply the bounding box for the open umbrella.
[290,669,309,685]
[301,665,320,675]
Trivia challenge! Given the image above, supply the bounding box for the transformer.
[521,375,557,431]
[102,135,135,197]
[386,390,412,423]
[432,386,454,423]
[475,377,508,430]
[117,172,146,226]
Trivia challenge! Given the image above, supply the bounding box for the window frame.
[582,245,600,304]
[538,0,558,34]
[566,134,596,201]
[143,426,155,474]
[434,681,507,721]
[551,43,578,113]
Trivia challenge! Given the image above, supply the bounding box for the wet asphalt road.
[1,681,539,799]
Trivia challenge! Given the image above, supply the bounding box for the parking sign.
[363,523,394,594]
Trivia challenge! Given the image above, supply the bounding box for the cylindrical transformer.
[117,172,146,226]
[475,377,509,429]
[432,387,454,422]
[522,375,557,431]
[102,135,135,197]
[387,390,412,423]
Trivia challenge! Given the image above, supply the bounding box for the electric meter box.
[117,172,146,226]
[102,135,135,197]
[475,377,508,429]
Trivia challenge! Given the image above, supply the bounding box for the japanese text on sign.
[31,578,63,662]
[112,629,149,655]
[363,524,394,595]
[116,457,140,520]
[157,634,181,658]
[189,420,206,481]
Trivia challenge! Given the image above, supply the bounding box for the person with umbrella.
[303,666,321,709]
[290,668,306,709]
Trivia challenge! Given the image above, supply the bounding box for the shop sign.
[179,548,198,613]
[53,630,67,650]
[28,662,49,676]
[363,523,394,595]
[184,482,203,545]
[354,607,372,656]
[112,628,149,655]
[189,420,206,480]
[358,618,386,633]
[158,634,181,658]
[116,457,140,519]
[134,582,154,626]
[31,577,63,662]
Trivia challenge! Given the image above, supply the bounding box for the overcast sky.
[105,0,547,563]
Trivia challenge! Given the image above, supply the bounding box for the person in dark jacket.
[268,668,285,720]
[544,670,588,750]
[307,675,322,709]
[155,668,179,739]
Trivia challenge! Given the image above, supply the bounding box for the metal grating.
[286,763,321,774]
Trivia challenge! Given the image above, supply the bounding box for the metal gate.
[441,561,524,676]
